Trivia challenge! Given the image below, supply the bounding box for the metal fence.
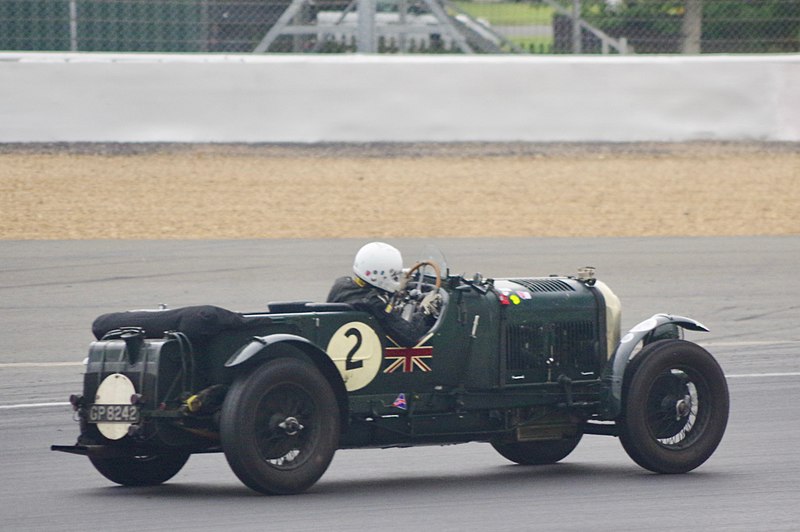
[2,0,798,54]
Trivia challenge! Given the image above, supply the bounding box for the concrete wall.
[1,52,797,143]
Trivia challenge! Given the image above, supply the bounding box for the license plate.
[88,404,140,423]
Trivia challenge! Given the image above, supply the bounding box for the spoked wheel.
[619,339,729,474]
[220,357,340,495]
[492,434,583,465]
[89,452,190,486]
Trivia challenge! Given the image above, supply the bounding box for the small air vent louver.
[510,278,574,293]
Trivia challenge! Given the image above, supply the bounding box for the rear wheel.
[89,453,190,486]
[220,357,340,495]
[492,434,583,465]
[619,339,729,473]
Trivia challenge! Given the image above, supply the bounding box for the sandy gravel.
[1,142,797,239]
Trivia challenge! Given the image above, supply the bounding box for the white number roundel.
[94,373,136,440]
[326,322,382,391]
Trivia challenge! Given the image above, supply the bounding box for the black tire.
[619,339,729,474]
[220,357,340,495]
[492,434,583,465]
[88,453,190,486]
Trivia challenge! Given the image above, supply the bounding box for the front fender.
[225,334,349,431]
[601,314,708,419]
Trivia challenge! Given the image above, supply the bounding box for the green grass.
[451,1,554,26]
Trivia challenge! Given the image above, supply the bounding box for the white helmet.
[353,242,403,293]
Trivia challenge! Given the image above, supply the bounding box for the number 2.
[345,327,363,370]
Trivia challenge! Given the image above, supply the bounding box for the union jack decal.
[392,393,408,410]
[383,346,433,373]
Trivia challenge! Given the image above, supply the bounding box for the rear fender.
[225,334,349,431]
[601,314,708,419]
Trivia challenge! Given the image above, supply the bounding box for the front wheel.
[619,339,729,474]
[88,453,190,486]
[492,434,583,465]
[220,357,340,495]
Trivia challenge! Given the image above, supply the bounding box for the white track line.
[0,362,83,368]
[726,372,800,378]
[702,340,800,347]
[0,402,70,410]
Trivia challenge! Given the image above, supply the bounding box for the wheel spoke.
[250,383,318,469]
[646,372,704,447]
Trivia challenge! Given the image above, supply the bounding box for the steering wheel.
[392,260,442,318]
[403,260,442,294]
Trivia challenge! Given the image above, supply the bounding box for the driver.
[327,242,436,347]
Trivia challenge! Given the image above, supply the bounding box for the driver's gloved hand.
[396,275,409,293]
[421,292,442,316]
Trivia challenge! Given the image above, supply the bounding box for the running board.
[581,422,619,436]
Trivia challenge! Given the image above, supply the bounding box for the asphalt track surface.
[1,237,799,531]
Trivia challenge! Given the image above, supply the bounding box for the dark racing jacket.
[326,276,432,347]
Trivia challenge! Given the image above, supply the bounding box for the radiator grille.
[510,278,574,293]
[506,320,596,380]
[506,324,542,372]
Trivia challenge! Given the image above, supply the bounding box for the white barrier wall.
[0,52,798,143]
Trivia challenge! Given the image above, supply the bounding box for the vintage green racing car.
[52,253,729,495]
